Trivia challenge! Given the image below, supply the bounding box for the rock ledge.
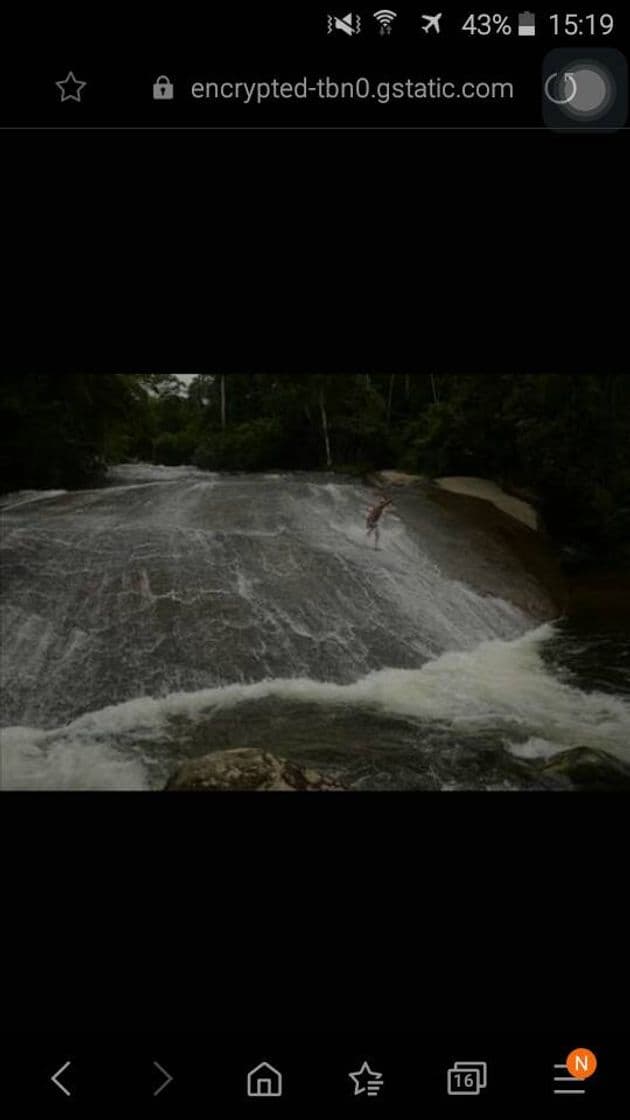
[167,748,345,791]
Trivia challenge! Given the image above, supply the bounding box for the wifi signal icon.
[373,8,397,34]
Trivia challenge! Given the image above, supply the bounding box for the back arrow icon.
[153,1061,174,1097]
[51,1060,72,1097]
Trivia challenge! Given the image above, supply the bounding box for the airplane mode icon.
[421,13,442,33]
[327,12,362,36]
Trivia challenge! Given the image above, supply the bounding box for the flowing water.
[1,465,629,790]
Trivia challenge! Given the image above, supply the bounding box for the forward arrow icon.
[153,1061,174,1097]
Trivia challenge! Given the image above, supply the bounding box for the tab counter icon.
[447,1061,488,1096]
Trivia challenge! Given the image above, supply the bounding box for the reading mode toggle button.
[554,62,614,118]
[542,49,627,130]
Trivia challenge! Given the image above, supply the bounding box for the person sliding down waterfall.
[366,495,394,550]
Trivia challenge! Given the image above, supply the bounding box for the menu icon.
[553,1048,597,1096]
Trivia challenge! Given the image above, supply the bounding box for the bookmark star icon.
[349,1062,384,1097]
[56,71,87,102]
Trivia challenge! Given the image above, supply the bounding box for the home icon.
[247,1061,283,1098]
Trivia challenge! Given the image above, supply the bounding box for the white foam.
[1,725,150,791]
[91,481,180,495]
[0,490,67,511]
[3,624,629,790]
[106,463,210,484]
[507,737,564,761]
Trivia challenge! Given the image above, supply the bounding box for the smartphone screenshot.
[1,3,627,1110]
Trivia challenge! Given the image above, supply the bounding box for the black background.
[1,0,628,1063]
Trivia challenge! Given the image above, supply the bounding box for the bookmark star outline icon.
[349,1062,384,1097]
[56,71,87,102]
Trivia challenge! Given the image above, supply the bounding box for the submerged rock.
[541,748,630,791]
[166,748,345,791]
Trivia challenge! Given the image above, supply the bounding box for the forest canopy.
[1,372,629,562]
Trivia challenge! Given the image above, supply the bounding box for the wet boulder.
[166,748,345,791]
[541,748,630,791]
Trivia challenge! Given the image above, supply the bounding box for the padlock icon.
[153,75,174,100]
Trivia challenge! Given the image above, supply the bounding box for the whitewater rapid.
[2,466,629,790]
[3,623,630,790]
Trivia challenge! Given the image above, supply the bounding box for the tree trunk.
[430,373,439,404]
[404,373,410,400]
[220,374,227,430]
[387,374,396,427]
[319,390,332,467]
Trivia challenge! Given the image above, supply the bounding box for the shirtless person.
[366,495,393,550]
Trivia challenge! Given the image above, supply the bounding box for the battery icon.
[518,11,536,36]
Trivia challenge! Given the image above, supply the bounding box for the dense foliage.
[2,372,629,561]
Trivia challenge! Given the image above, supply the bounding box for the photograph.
[1,371,629,792]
